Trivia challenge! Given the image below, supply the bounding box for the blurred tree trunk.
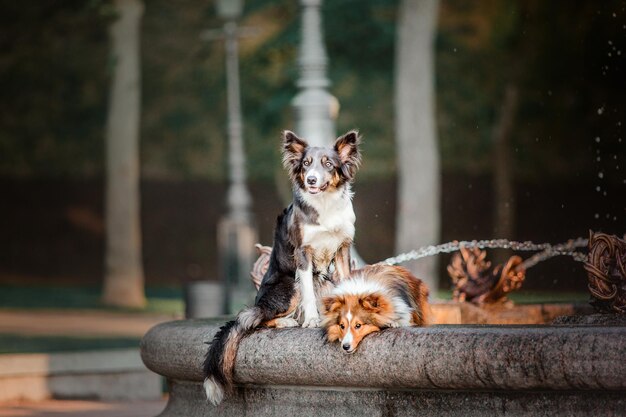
[394,0,440,293]
[491,84,518,265]
[102,0,145,308]
[493,84,518,240]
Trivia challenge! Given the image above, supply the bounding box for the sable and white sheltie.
[203,130,362,405]
[321,264,429,353]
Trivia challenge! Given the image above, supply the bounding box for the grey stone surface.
[141,319,626,416]
[552,313,626,326]
[141,320,626,391]
[158,380,626,417]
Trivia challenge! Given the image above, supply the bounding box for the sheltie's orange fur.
[321,264,429,353]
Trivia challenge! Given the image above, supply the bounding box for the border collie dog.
[321,264,429,353]
[203,130,361,405]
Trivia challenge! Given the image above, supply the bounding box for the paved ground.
[0,399,167,417]
[0,310,175,416]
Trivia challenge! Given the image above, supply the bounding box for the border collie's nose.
[342,343,351,351]
[306,176,317,185]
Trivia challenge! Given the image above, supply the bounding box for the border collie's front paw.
[302,317,321,328]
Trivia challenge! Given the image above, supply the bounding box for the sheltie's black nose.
[342,343,351,351]
[306,176,317,185]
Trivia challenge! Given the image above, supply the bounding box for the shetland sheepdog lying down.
[321,264,429,353]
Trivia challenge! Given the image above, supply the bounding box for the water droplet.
[596,186,601,192]
[598,107,605,115]
[595,136,601,143]
[597,156,602,162]
[594,213,600,219]
[561,204,565,209]
[598,172,604,179]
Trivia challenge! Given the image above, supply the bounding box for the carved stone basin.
[141,316,626,416]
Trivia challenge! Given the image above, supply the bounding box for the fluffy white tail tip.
[204,377,224,405]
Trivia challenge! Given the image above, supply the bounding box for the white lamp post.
[292,0,338,147]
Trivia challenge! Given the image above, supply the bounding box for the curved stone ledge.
[141,319,626,392]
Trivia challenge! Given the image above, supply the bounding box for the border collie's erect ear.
[281,130,308,171]
[333,130,362,180]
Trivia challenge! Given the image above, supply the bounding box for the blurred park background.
[0,0,624,413]
[2,0,624,296]
[0,0,625,372]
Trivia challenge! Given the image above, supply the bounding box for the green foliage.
[0,334,140,354]
[0,0,623,183]
[0,1,111,177]
[325,0,398,178]
[0,284,183,314]
[437,0,625,181]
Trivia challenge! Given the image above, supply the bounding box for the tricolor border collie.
[321,264,429,353]
[203,130,361,405]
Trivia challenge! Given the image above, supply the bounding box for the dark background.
[0,0,624,292]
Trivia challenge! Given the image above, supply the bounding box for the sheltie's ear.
[282,130,308,172]
[360,293,387,314]
[322,295,344,314]
[324,324,342,342]
[333,130,362,180]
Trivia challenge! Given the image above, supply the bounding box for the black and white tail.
[203,306,264,405]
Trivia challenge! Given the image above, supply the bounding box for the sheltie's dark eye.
[355,323,361,329]
[339,323,345,329]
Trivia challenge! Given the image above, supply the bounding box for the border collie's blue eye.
[325,161,332,168]
[303,160,310,166]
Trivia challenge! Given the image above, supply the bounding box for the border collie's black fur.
[203,130,361,405]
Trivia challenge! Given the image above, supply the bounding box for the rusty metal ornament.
[250,244,271,291]
[447,246,526,305]
[584,231,626,314]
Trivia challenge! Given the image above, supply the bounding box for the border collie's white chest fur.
[300,187,355,265]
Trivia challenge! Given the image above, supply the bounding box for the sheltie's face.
[322,293,388,354]
[281,130,361,195]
